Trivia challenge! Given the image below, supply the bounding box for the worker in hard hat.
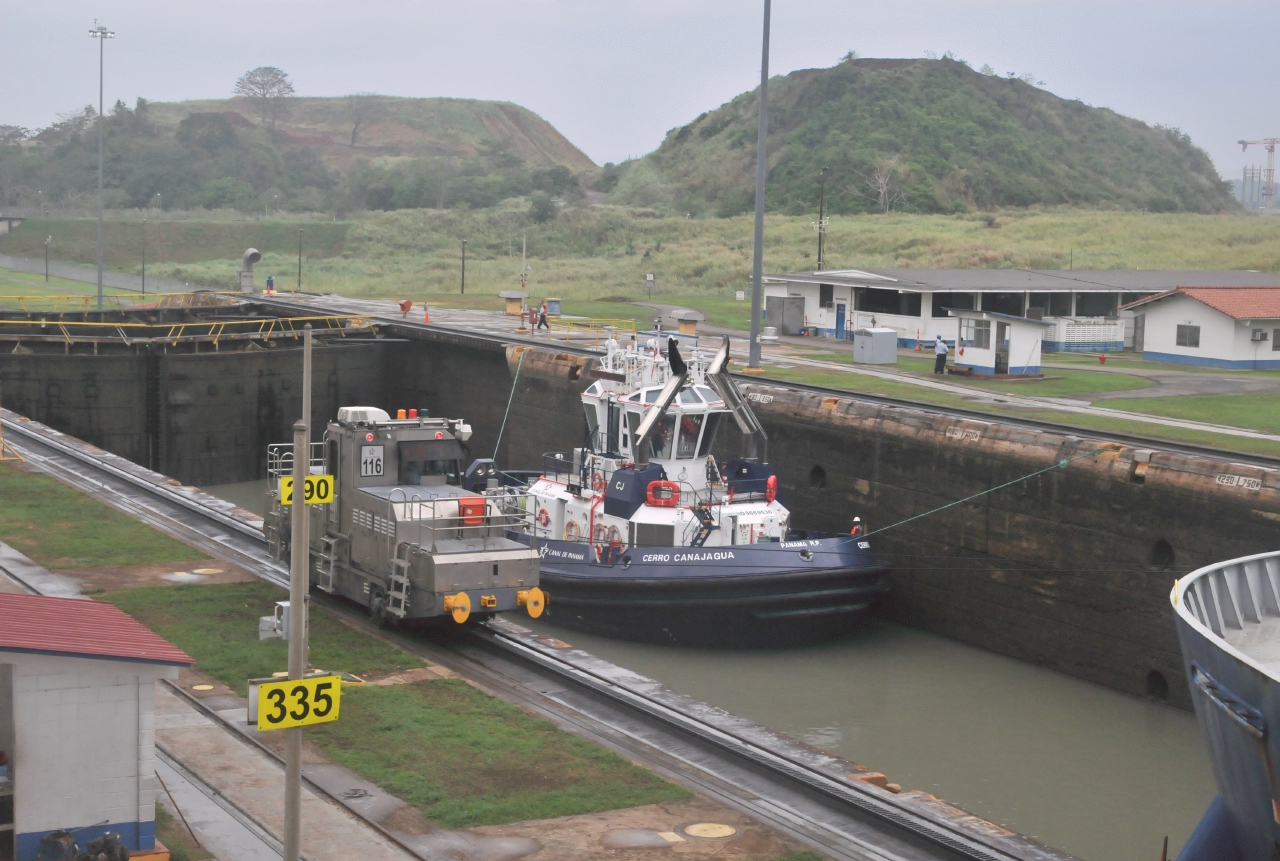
[933,334,948,374]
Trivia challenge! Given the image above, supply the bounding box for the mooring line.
[858,447,1110,541]
[493,348,527,459]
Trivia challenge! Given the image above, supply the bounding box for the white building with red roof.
[0,592,192,861]
[1120,287,1280,369]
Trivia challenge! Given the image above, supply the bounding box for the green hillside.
[610,57,1235,216]
[0,95,594,214]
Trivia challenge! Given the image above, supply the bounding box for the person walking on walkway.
[537,302,549,331]
[933,334,948,374]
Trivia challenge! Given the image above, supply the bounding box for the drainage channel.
[0,411,1073,861]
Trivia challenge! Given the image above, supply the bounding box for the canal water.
[204,480,1216,860]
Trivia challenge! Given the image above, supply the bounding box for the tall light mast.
[1240,138,1279,214]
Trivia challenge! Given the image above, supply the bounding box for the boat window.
[626,393,641,402]
[643,388,662,404]
[625,411,642,452]
[695,386,720,403]
[698,413,725,457]
[679,388,703,404]
[584,382,601,395]
[649,415,676,460]
[583,403,600,444]
[677,414,704,458]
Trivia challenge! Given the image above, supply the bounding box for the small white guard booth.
[0,593,192,861]
[948,309,1054,375]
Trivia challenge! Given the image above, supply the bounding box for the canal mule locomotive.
[264,407,543,625]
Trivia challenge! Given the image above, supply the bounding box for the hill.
[609,57,1236,216]
[0,95,594,214]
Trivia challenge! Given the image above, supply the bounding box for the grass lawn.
[752,365,1280,457]
[0,463,204,568]
[1044,351,1280,378]
[155,807,212,861]
[107,581,692,827]
[1103,394,1280,435]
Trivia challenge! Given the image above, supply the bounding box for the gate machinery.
[264,407,544,626]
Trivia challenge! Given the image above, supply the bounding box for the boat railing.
[1174,550,1280,643]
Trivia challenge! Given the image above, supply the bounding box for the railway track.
[0,411,1072,861]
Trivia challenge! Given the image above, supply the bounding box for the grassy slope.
[615,57,1233,216]
[0,463,203,568]
[18,208,1276,312]
[107,581,690,827]
[146,96,596,172]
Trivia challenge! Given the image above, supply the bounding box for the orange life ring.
[536,508,550,527]
[765,474,777,503]
[591,471,606,492]
[646,480,680,507]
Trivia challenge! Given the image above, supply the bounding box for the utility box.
[544,298,562,317]
[765,296,804,336]
[852,328,898,365]
[669,308,705,336]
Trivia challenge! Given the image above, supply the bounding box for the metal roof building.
[0,593,192,860]
[763,268,1280,352]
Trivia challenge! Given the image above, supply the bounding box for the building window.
[1076,293,1119,317]
[1273,329,1280,351]
[932,292,975,317]
[959,319,991,350]
[819,284,834,309]
[980,292,1024,316]
[1028,292,1072,317]
[1175,324,1200,348]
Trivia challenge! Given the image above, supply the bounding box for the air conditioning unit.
[1252,329,1269,342]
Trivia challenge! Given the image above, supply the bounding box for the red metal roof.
[1121,287,1280,319]
[0,593,193,666]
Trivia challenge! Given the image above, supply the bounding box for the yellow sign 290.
[279,475,334,505]
[254,674,341,730]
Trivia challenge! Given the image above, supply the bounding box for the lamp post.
[141,218,147,294]
[813,166,828,271]
[40,192,49,283]
[461,240,467,295]
[296,228,304,292]
[154,192,161,212]
[89,21,115,312]
[747,0,771,370]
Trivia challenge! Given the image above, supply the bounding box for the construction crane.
[1240,138,1279,213]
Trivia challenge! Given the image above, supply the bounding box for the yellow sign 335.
[254,674,341,729]
[279,475,335,505]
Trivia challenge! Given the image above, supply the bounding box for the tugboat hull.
[523,535,890,646]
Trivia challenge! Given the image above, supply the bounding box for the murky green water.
[202,479,1216,860]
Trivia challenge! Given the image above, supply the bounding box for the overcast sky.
[3,1,1277,180]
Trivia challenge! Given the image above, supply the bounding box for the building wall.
[9,652,176,859]
[1139,295,1280,369]
[954,318,1046,375]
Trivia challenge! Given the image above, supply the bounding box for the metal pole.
[461,239,467,294]
[283,325,312,861]
[747,0,771,369]
[816,167,827,270]
[296,228,304,292]
[93,26,109,312]
[141,218,146,294]
[43,206,49,284]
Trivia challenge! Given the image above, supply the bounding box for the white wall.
[9,651,176,848]
[1140,295,1241,362]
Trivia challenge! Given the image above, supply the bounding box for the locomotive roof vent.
[337,406,391,425]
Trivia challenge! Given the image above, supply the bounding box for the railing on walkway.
[0,312,372,347]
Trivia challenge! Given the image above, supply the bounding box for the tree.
[233,67,295,128]
[529,191,557,223]
[846,158,909,214]
[343,93,384,147]
[979,64,996,76]
[176,113,237,152]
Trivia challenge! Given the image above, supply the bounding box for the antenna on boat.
[632,338,689,468]
[705,335,768,463]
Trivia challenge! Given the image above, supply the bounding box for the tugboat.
[511,334,889,646]
[1173,551,1280,861]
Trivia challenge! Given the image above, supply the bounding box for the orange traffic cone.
[423,306,430,323]
[914,329,921,351]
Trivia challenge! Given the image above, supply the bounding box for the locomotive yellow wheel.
[443,592,471,624]
[518,587,546,619]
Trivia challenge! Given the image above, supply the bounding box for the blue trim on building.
[1141,350,1280,370]
[18,820,153,861]
[1043,340,1125,353]
[956,364,1041,375]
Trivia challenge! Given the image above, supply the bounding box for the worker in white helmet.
[933,334,948,374]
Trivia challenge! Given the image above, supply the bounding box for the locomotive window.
[676,414,704,459]
[398,439,465,486]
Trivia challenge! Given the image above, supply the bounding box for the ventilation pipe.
[238,248,262,292]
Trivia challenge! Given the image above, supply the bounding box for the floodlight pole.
[461,239,467,294]
[283,325,312,861]
[296,228,304,292]
[747,0,771,369]
[141,218,146,294]
[90,22,114,312]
